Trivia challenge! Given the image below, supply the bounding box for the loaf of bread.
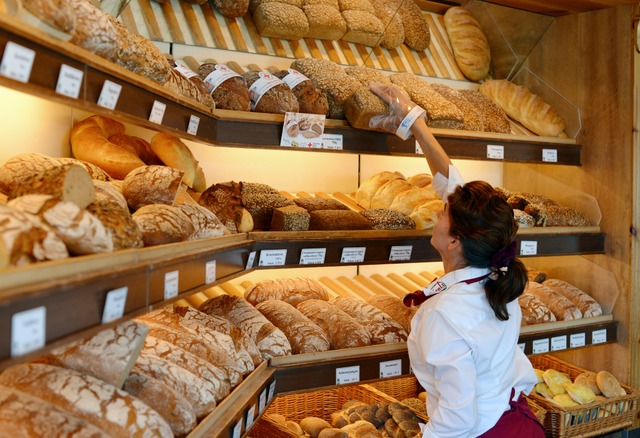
[310,210,372,230]
[366,295,416,333]
[250,0,303,13]
[198,181,254,233]
[518,293,556,325]
[199,295,293,359]
[92,180,128,212]
[0,363,173,437]
[297,299,371,349]
[302,4,346,40]
[385,0,430,50]
[329,296,407,344]
[176,204,227,239]
[370,178,414,209]
[0,153,61,195]
[56,157,112,181]
[122,165,183,210]
[542,279,602,317]
[431,84,483,131]
[244,70,300,114]
[132,204,195,246]
[149,133,204,191]
[166,54,212,100]
[213,0,249,16]
[242,192,294,229]
[123,371,197,437]
[87,200,145,250]
[100,133,160,167]
[388,186,437,216]
[524,203,592,227]
[195,60,252,111]
[524,282,582,321]
[355,171,405,209]
[270,205,311,231]
[244,277,330,306]
[256,300,331,354]
[359,208,416,230]
[479,79,566,137]
[343,89,389,131]
[341,10,384,46]
[369,0,404,49]
[0,386,111,438]
[294,197,350,211]
[410,199,443,229]
[273,68,330,115]
[443,7,490,81]
[254,3,309,40]
[457,89,511,134]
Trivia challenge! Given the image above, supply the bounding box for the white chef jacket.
[408,165,537,437]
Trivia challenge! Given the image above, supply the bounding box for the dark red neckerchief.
[403,272,491,307]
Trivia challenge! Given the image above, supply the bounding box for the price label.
[149,100,166,124]
[299,248,326,265]
[592,329,607,344]
[187,115,200,135]
[205,260,216,284]
[258,389,267,413]
[542,149,558,163]
[379,359,402,378]
[518,342,526,352]
[415,141,423,155]
[268,381,276,402]
[11,306,46,357]
[246,251,256,269]
[258,249,287,266]
[340,247,366,263]
[532,338,550,354]
[520,241,538,256]
[246,405,256,429]
[55,64,83,98]
[389,245,412,261]
[551,335,567,351]
[487,145,505,160]
[570,333,586,348]
[102,287,128,323]
[232,419,242,438]
[321,133,343,150]
[0,42,35,83]
[336,365,360,385]
[164,270,179,299]
[97,80,122,109]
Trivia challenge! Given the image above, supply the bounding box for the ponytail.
[485,257,528,321]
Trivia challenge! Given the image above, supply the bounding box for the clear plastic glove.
[369,82,426,140]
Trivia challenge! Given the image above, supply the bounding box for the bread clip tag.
[174,63,199,80]
[281,68,310,89]
[203,64,243,93]
[396,105,426,140]
[249,72,284,110]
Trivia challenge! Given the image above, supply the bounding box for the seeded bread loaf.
[329,296,407,344]
[213,0,249,16]
[457,89,511,133]
[309,210,372,230]
[294,196,349,211]
[297,299,371,349]
[253,2,309,40]
[195,59,252,111]
[386,0,430,50]
[273,68,330,115]
[270,205,311,231]
[244,277,330,306]
[369,0,404,48]
[359,208,415,230]
[341,10,384,46]
[431,84,483,131]
[302,4,346,40]
[87,200,145,250]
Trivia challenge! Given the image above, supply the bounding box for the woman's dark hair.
[447,180,528,321]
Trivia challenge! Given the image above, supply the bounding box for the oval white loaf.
[0,363,173,438]
[329,296,407,344]
[296,299,371,349]
[443,6,491,82]
[244,277,330,307]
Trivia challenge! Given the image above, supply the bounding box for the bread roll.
[596,371,626,398]
[297,299,371,349]
[132,204,195,246]
[300,416,333,438]
[0,363,173,437]
[254,3,309,40]
[329,296,407,344]
[256,300,331,354]
[542,279,602,317]
[150,133,203,190]
[564,382,596,404]
[542,368,572,396]
[443,7,490,81]
[524,282,582,321]
[479,79,565,137]
[574,371,601,396]
[244,277,330,306]
[366,295,416,333]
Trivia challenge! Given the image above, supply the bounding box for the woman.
[369,82,545,437]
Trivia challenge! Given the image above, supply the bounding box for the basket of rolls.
[529,355,640,438]
[249,384,428,437]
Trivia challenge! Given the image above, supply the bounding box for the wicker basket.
[368,376,422,401]
[529,355,640,438]
[248,384,427,438]
[526,395,548,425]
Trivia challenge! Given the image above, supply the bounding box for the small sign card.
[280,112,325,148]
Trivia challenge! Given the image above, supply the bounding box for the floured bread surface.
[244,277,330,306]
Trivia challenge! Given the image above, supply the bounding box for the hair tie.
[491,241,517,273]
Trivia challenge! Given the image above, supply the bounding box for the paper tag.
[542,148,558,162]
[102,287,128,323]
[246,405,256,429]
[415,141,424,155]
[518,343,526,352]
[379,359,402,378]
[592,329,607,344]
[258,389,267,413]
[174,63,199,79]
[203,64,242,93]
[321,133,343,150]
[11,306,46,357]
[97,80,122,109]
[0,42,35,83]
[187,115,200,135]
[551,335,567,351]
[205,260,216,284]
[389,245,412,261]
[340,247,366,263]
[282,68,310,89]
[487,145,505,160]
[519,241,538,256]
[55,64,83,98]
[258,249,287,266]
[280,112,325,148]
[299,248,326,265]
[164,270,179,299]
[570,333,586,348]
[268,381,276,402]
[532,338,550,354]
[336,365,360,385]
[232,419,242,438]
[149,100,166,124]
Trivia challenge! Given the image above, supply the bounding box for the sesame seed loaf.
[344,65,393,86]
[341,10,384,46]
[431,83,483,131]
[309,209,373,230]
[344,89,389,130]
[250,0,303,13]
[242,192,294,230]
[270,204,311,231]
[369,0,404,49]
[384,0,430,51]
[338,0,374,13]
[302,4,347,41]
[457,89,511,133]
[253,2,309,40]
[294,196,350,211]
[359,208,415,230]
[303,0,339,7]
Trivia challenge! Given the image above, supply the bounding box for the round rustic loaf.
[122,165,184,210]
[132,204,195,246]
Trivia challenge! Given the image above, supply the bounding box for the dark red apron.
[477,388,546,437]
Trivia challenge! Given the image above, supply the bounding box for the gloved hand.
[369,81,426,140]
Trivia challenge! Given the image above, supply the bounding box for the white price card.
[268,381,276,402]
[187,115,200,135]
[258,249,287,266]
[570,333,586,348]
[246,251,256,269]
[336,365,360,385]
[520,241,538,256]
[340,247,366,263]
[487,145,505,160]
[205,260,216,284]
[149,100,166,124]
[389,245,412,261]
[258,389,267,413]
[518,343,526,352]
[0,42,35,83]
[11,306,46,357]
[232,419,242,438]
[102,287,128,323]
[56,64,83,98]
[542,148,558,163]
[532,338,550,354]
[97,80,122,109]
[321,133,343,150]
[592,329,607,344]
[299,248,326,265]
[551,335,567,351]
[415,140,423,155]
[379,359,402,378]
[164,270,179,299]
[246,405,256,429]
